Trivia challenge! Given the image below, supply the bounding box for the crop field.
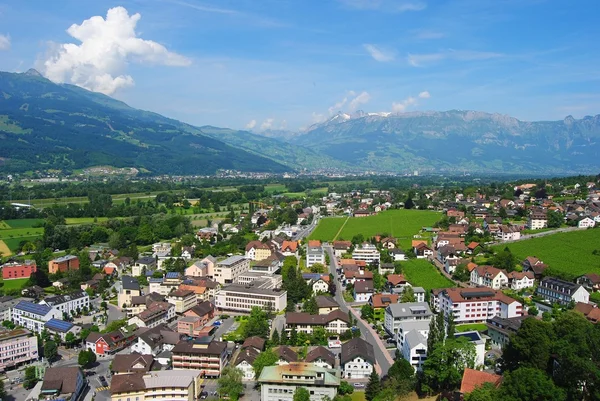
[401,259,455,291]
[494,228,600,277]
[0,219,45,253]
[1,219,44,228]
[308,218,347,241]
[336,209,441,249]
[0,241,11,256]
[282,187,329,198]
[264,184,287,192]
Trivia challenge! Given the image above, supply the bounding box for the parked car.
[353,383,365,388]
[200,392,208,399]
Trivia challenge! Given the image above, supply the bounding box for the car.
[200,391,208,399]
[98,376,108,387]
[353,383,366,388]
[214,320,222,326]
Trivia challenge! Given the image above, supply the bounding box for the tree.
[488,247,518,272]
[293,387,310,401]
[65,332,77,348]
[100,301,108,310]
[303,296,318,315]
[1,320,15,329]
[400,286,416,303]
[446,313,456,338]
[547,210,563,228]
[310,262,325,273]
[243,307,270,338]
[78,349,96,368]
[218,366,244,401]
[0,379,5,400]
[465,382,499,401]
[385,358,415,397]
[527,305,539,316]
[338,380,354,395]
[289,326,298,346]
[271,329,280,346]
[24,366,37,389]
[365,369,382,401]
[499,367,565,401]
[361,304,374,321]
[421,338,476,394]
[498,207,508,219]
[502,318,554,372]
[252,349,278,379]
[44,340,58,362]
[452,263,470,282]
[404,197,415,209]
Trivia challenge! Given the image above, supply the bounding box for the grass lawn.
[350,392,366,401]
[336,209,442,249]
[0,277,29,291]
[2,219,44,229]
[401,259,455,291]
[308,218,347,241]
[0,240,11,256]
[65,217,109,225]
[264,184,287,192]
[3,236,43,252]
[0,221,10,229]
[456,323,488,333]
[493,228,600,277]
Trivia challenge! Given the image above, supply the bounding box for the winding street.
[323,245,394,376]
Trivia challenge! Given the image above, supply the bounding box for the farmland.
[0,219,45,254]
[308,218,347,241]
[0,278,29,291]
[314,209,441,249]
[401,259,455,291]
[494,228,600,277]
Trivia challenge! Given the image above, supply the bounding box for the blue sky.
[1,0,599,131]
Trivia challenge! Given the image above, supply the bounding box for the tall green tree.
[361,304,374,320]
[78,349,96,368]
[289,326,298,345]
[498,368,566,401]
[465,382,499,401]
[252,349,278,379]
[270,329,280,346]
[217,367,244,401]
[303,296,318,315]
[293,387,310,401]
[421,338,476,394]
[44,340,58,362]
[365,369,382,401]
[502,317,553,372]
[244,307,270,338]
[400,286,416,303]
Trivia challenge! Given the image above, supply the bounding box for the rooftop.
[258,363,339,387]
[218,255,247,266]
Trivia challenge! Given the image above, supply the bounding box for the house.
[332,241,352,258]
[166,289,197,313]
[111,353,155,375]
[369,293,399,320]
[315,295,340,315]
[258,363,340,401]
[48,255,79,274]
[447,209,465,219]
[535,277,589,306]
[124,293,165,318]
[0,329,39,372]
[311,276,330,294]
[242,336,266,352]
[522,256,548,279]
[381,237,397,249]
[497,225,521,241]
[379,262,395,275]
[110,370,202,401]
[41,367,85,401]
[245,240,272,261]
[342,268,373,286]
[341,337,375,379]
[574,302,600,324]
[352,243,380,265]
[285,310,350,335]
[578,217,596,228]
[527,212,548,230]
[275,346,299,364]
[171,337,228,376]
[459,368,502,396]
[353,281,374,303]
[486,315,528,349]
[118,276,141,309]
[44,319,81,342]
[86,326,137,357]
[435,288,522,323]
[131,324,183,356]
[438,246,461,274]
[386,274,409,293]
[469,265,509,290]
[307,241,326,268]
[1,260,37,280]
[234,346,260,380]
[389,248,406,261]
[21,285,44,299]
[455,331,487,367]
[414,243,433,259]
[184,301,215,325]
[396,320,430,371]
[577,273,600,292]
[508,271,535,290]
[384,302,433,336]
[11,301,61,333]
[281,241,299,256]
[466,242,482,254]
[185,255,216,277]
[305,346,336,369]
[39,291,90,316]
[132,256,156,277]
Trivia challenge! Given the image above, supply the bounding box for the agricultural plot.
[0,278,29,291]
[264,184,287,192]
[0,240,11,256]
[0,219,44,253]
[308,218,347,241]
[494,228,600,277]
[336,209,441,249]
[401,259,455,291]
[2,219,44,228]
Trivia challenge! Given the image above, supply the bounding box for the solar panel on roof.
[45,319,74,332]
[15,301,51,315]
[461,290,494,298]
[455,332,481,342]
[166,272,180,278]
[381,297,391,303]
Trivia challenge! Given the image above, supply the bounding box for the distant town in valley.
[0,173,598,401]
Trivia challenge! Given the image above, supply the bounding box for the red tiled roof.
[460,368,502,394]
[387,274,407,286]
[370,293,399,308]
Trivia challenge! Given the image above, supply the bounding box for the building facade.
[171,339,228,377]
[213,256,250,285]
[258,363,340,401]
[0,329,38,372]
[215,282,287,313]
[1,261,37,280]
[436,288,523,324]
[48,255,79,274]
[535,277,589,306]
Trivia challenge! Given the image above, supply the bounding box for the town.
[0,174,599,401]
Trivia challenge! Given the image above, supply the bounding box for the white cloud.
[328,96,348,114]
[408,49,502,67]
[338,0,426,12]
[245,119,257,129]
[363,44,395,62]
[41,6,191,95]
[392,91,430,112]
[260,118,274,130]
[349,91,371,111]
[279,120,288,129]
[0,34,10,51]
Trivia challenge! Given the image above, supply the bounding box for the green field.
[0,278,30,291]
[308,218,347,241]
[401,259,455,291]
[65,217,109,225]
[494,228,600,277]
[0,219,44,253]
[1,219,44,229]
[339,209,441,249]
[264,184,287,192]
[456,323,488,333]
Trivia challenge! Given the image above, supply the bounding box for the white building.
[384,302,433,336]
[469,266,509,290]
[508,271,535,290]
[497,225,521,241]
[353,281,374,303]
[285,310,350,335]
[341,338,375,379]
[233,347,260,380]
[39,291,90,317]
[306,242,326,268]
[435,288,523,324]
[396,320,430,371]
[535,277,589,306]
[11,301,61,333]
[215,281,287,313]
[127,302,175,329]
[258,363,340,401]
[130,324,182,356]
[454,331,487,368]
[311,278,329,295]
[579,217,596,228]
[351,243,380,265]
[527,213,548,230]
[213,256,250,285]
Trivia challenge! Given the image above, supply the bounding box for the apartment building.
[213,256,250,285]
[86,326,137,357]
[395,320,429,371]
[285,310,350,335]
[41,367,85,401]
[215,281,287,313]
[39,291,90,316]
[166,289,198,314]
[1,260,37,280]
[118,276,141,309]
[436,288,523,324]
[259,363,340,401]
[48,255,79,274]
[351,243,380,265]
[44,318,81,342]
[130,324,183,356]
[384,302,433,335]
[527,212,548,230]
[171,338,228,377]
[110,370,202,401]
[128,302,176,329]
[469,266,509,290]
[0,329,38,372]
[132,257,157,277]
[245,241,272,261]
[535,277,589,306]
[11,301,61,333]
[0,296,34,322]
[486,315,528,350]
[306,241,325,268]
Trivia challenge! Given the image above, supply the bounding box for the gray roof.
[385,302,432,318]
[136,257,156,265]
[404,330,427,349]
[341,337,375,365]
[218,255,247,266]
[219,283,286,297]
[42,291,88,306]
[122,276,140,291]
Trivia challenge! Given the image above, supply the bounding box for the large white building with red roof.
[435,287,523,323]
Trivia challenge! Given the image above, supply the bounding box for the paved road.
[324,246,393,376]
[292,215,320,241]
[498,226,582,244]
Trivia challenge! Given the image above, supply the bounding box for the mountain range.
[1,69,599,175]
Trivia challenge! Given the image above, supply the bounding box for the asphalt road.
[324,246,392,376]
[292,215,320,241]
